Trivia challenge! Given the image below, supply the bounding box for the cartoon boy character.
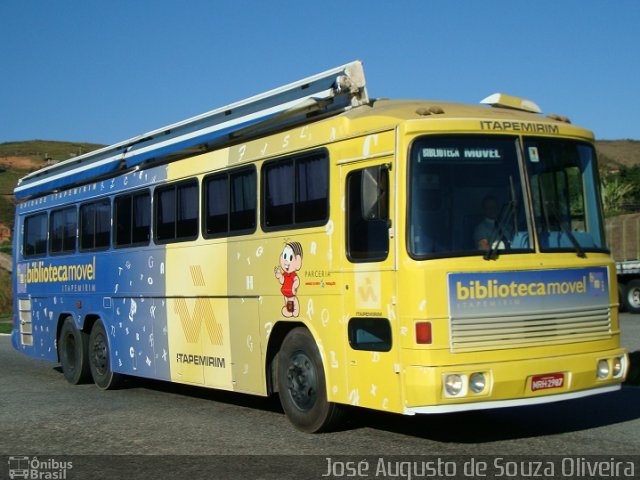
[274,241,303,317]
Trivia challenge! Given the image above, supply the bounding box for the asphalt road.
[1,314,639,478]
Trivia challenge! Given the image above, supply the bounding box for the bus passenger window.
[115,190,150,247]
[204,174,229,236]
[204,166,256,238]
[24,212,48,258]
[132,193,151,244]
[229,168,256,233]
[262,150,328,231]
[155,187,176,242]
[177,183,198,238]
[49,207,77,254]
[263,159,294,228]
[295,155,328,223]
[115,195,133,246]
[80,200,111,251]
[154,180,199,243]
[346,165,390,262]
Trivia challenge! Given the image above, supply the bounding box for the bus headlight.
[469,372,487,394]
[612,357,624,378]
[444,374,465,397]
[597,359,610,379]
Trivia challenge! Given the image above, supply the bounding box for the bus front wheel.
[277,327,345,433]
[58,317,91,385]
[89,320,123,390]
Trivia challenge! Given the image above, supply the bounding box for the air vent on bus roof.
[480,93,542,114]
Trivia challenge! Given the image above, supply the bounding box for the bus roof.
[342,97,580,126]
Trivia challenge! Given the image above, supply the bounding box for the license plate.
[531,373,565,392]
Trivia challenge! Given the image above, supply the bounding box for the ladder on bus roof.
[15,60,369,200]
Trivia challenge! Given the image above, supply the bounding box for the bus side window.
[24,212,48,258]
[154,179,199,243]
[132,192,151,244]
[176,182,199,239]
[229,167,256,233]
[203,166,256,238]
[262,150,329,231]
[80,199,111,251]
[115,190,151,247]
[49,206,77,255]
[346,165,390,262]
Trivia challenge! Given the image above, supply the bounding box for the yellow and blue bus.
[11,61,628,432]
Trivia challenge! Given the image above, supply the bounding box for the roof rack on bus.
[15,61,369,200]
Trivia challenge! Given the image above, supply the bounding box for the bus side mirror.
[361,165,389,221]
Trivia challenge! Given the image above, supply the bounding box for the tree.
[601,176,635,217]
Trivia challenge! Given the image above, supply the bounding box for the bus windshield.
[408,135,531,258]
[525,137,606,253]
[408,135,606,259]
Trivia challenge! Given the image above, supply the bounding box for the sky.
[1,1,639,145]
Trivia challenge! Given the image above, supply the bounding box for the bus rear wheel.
[277,327,345,433]
[89,320,123,390]
[58,317,91,385]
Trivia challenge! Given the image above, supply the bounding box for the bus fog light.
[597,359,610,379]
[444,374,465,397]
[469,372,486,394]
[612,357,624,378]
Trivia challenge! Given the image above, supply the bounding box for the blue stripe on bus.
[16,162,120,200]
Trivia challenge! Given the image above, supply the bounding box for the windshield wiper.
[544,201,586,258]
[484,201,515,261]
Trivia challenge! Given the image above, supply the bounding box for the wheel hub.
[92,333,108,375]
[631,289,640,307]
[286,352,317,411]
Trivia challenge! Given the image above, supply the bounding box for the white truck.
[606,213,640,313]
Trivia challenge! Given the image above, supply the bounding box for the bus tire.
[618,283,627,312]
[277,327,345,433]
[623,279,640,314]
[58,317,91,385]
[89,320,123,390]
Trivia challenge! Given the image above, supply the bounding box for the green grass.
[0,170,21,227]
[0,199,17,230]
[0,269,11,316]
[0,168,23,191]
[0,140,105,163]
[1,140,105,229]
[0,312,12,335]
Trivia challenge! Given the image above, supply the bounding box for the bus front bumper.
[402,348,628,415]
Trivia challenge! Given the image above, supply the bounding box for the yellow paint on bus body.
[157,99,623,414]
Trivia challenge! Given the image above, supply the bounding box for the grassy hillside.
[0,268,11,316]
[0,140,106,230]
[0,140,104,164]
[0,170,21,229]
[596,140,640,171]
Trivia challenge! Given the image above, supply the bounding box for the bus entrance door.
[340,158,402,413]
